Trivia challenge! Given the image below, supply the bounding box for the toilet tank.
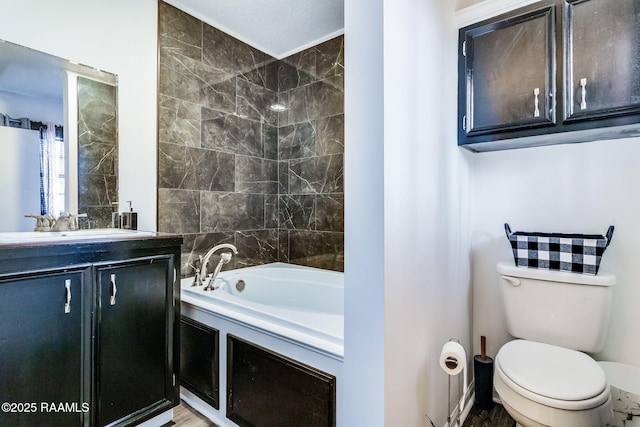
[497,261,615,353]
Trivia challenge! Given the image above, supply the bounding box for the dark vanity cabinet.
[0,269,90,427]
[96,257,175,426]
[458,0,640,151]
[0,235,182,427]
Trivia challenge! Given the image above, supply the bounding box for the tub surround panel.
[158,96,201,147]
[286,154,344,194]
[236,79,278,125]
[77,77,117,228]
[158,2,202,61]
[201,114,263,156]
[158,189,200,234]
[158,1,344,274]
[158,142,235,191]
[235,155,279,194]
[200,192,265,232]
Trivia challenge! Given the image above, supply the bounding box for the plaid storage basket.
[504,223,614,275]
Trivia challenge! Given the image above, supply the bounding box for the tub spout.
[192,243,238,289]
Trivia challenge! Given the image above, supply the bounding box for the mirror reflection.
[0,39,118,232]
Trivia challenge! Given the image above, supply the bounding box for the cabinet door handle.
[533,88,540,117]
[110,274,117,306]
[64,279,71,314]
[580,78,587,110]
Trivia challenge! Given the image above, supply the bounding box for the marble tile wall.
[77,77,118,228]
[157,1,343,275]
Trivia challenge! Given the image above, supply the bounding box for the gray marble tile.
[315,193,344,232]
[315,37,344,80]
[202,24,271,84]
[158,1,202,62]
[159,143,235,191]
[78,142,116,176]
[278,160,289,194]
[288,230,344,271]
[158,95,201,147]
[288,154,344,194]
[159,50,234,107]
[315,114,344,156]
[279,195,315,230]
[234,230,279,266]
[158,188,200,234]
[236,78,278,125]
[158,3,344,273]
[181,232,234,277]
[235,156,278,194]
[265,194,278,229]
[278,121,316,160]
[78,174,117,207]
[78,78,117,147]
[278,49,316,92]
[202,113,262,157]
[201,192,264,232]
[282,75,344,126]
[263,123,278,160]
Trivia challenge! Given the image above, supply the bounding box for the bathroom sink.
[0,229,155,243]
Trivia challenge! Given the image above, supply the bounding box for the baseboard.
[444,380,475,427]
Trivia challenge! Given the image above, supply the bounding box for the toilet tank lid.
[497,261,615,286]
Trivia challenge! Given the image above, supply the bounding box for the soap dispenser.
[121,201,138,230]
[111,202,121,228]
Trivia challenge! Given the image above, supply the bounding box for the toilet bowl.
[495,340,611,427]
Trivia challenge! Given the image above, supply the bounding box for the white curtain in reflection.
[39,123,65,216]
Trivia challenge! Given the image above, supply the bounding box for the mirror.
[0,39,118,232]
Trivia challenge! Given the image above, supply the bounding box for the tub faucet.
[192,243,238,290]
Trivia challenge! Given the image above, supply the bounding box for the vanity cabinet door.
[460,4,556,139]
[95,256,176,427]
[0,268,90,427]
[564,0,640,122]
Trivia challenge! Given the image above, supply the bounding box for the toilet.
[495,261,616,427]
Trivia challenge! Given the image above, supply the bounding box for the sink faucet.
[51,213,88,231]
[192,243,238,290]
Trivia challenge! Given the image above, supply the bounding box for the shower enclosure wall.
[157,1,344,275]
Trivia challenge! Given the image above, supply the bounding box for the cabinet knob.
[533,88,540,118]
[64,279,71,314]
[110,274,117,306]
[580,78,587,110]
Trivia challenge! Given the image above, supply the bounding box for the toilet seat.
[496,340,610,410]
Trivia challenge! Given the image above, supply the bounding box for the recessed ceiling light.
[269,103,288,112]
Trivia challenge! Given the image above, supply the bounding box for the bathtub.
[180,262,344,427]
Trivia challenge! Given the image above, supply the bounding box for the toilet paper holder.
[440,338,467,427]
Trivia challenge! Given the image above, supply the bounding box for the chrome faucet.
[51,213,88,231]
[192,243,238,290]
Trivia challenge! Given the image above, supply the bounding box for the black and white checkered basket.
[504,223,614,275]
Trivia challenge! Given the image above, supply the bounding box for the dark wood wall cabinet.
[0,235,182,427]
[458,0,640,152]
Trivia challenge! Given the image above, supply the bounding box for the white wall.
[471,138,640,366]
[0,127,41,231]
[345,0,472,425]
[0,91,63,124]
[343,0,385,424]
[0,0,158,230]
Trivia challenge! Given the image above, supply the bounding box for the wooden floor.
[164,401,219,427]
[166,400,514,427]
[463,403,516,427]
